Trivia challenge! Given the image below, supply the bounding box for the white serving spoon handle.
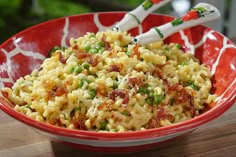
[113,0,171,32]
[133,3,221,45]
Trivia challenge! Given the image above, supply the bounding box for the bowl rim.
[0,12,236,141]
[1,94,235,141]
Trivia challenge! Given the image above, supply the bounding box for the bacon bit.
[88,55,99,67]
[128,77,145,87]
[72,111,87,130]
[152,67,162,78]
[166,84,196,117]
[49,118,62,126]
[72,44,79,50]
[109,89,129,105]
[46,91,55,100]
[156,107,166,121]
[97,82,108,97]
[74,52,91,59]
[167,85,189,103]
[108,63,123,72]
[98,100,114,110]
[166,85,177,94]
[90,119,95,126]
[55,86,68,96]
[147,118,158,129]
[98,102,107,110]
[47,85,68,99]
[131,44,140,59]
[59,52,68,64]
[152,63,169,77]
[107,50,114,57]
[166,114,175,122]
[175,86,189,103]
[102,34,111,50]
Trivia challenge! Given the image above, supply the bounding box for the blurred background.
[0,0,235,44]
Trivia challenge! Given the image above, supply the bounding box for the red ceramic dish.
[0,12,235,153]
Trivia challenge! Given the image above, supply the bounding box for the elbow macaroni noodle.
[1,30,216,132]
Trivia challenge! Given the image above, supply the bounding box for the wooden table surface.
[0,103,235,157]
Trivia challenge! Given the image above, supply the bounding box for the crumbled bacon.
[97,102,107,110]
[72,44,79,50]
[97,101,114,110]
[156,107,175,125]
[88,55,99,67]
[101,34,111,50]
[109,89,129,105]
[131,44,140,59]
[47,85,68,99]
[55,86,68,96]
[166,84,196,117]
[152,63,170,78]
[74,52,91,59]
[175,86,190,103]
[58,52,68,64]
[128,77,145,87]
[72,111,87,130]
[147,118,158,129]
[49,118,63,126]
[108,63,123,72]
[156,107,166,121]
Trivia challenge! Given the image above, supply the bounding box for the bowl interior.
[0,12,235,140]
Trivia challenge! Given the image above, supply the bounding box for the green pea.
[154,95,164,104]
[145,97,153,105]
[90,48,98,54]
[100,121,107,130]
[88,89,96,99]
[138,84,150,94]
[82,62,90,69]
[96,41,105,48]
[176,44,181,49]
[48,46,61,57]
[70,67,75,73]
[89,34,96,38]
[74,65,83,74]
[112,81,118,89]
[180,61,188,66]
[84,45,91,52]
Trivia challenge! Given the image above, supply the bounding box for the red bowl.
[0,12,235,153]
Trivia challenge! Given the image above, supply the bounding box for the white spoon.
[132,3,221,45]
[113,0,171,32]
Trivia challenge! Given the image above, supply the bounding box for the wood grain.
[0,104,235,157]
